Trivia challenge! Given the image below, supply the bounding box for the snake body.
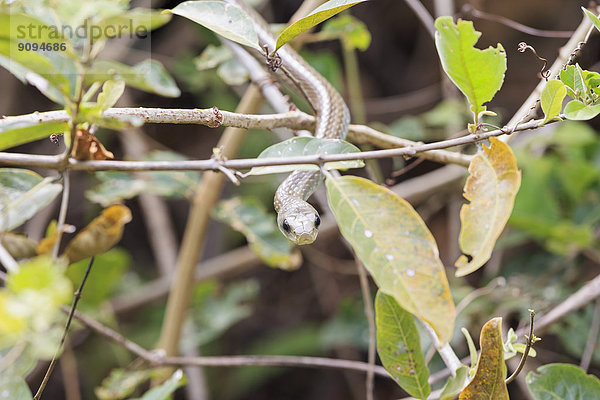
[226,0,351,245]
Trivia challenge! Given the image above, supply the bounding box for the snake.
[225,0,351,245]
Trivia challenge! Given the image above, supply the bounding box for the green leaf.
[135,369,186,400]
[563,100,600,120]
[560,64,588,101]
[66,249,130,310]
[95,8,173,38]
[249,137,364,175]
[194,44,232,70]
[275,0,368,51]
[461,327,478,369]
[0,44,73,104]
[167,1,261,50]
[0,371,33,400]
[76,102,144,130]
[325,175,455,343]
[191,279,259,346]
[0,119,69,151]
[440,365,469,400]
[217,57,249,85]
[582,7,600,34]
[321,14,372,51]
[213,197,302,270]
[527,363,600,400]
[7,257,72,304]
[86,59,180,97]
[0,169,63,231]
[455,138,521,277]
[96,369,157,400]
[459,318,508,400]
[85,151,200,206]
[97,80,125,111]
[375,291,430,399]
[434,17,506,121]
[540,80,566,125]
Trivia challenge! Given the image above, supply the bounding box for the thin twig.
[580,298,600,371]
[60,339,82,400]
[52,171,70,258]
[505,12,592,135]
[455,277,507,316]
[403,0,435,38]
[463,5,574,38]
[354,256,376,400]
[63,306,393,378]
[0,106,471,166]
[33,257,95,400]
[158,86,264,357]
[520,273,600,335]
[0,117,561,174]
[506,310,536,384]
[0,240,19,273]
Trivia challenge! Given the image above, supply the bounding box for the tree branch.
[158,86,264,357]
[65,306,393,379]
[0,117,557,173]
[1,106,470,166]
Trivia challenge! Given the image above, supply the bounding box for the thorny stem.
[33,257,95,400]
[505,310,536,385]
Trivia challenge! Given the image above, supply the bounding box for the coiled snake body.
[226,0,351,245]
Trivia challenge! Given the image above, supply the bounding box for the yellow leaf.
[64,205,132,264]
[326,175,455,343]
[455,138,521,276]
[36,220,75,255]
[1,232,37,260]
[459,317,509,400]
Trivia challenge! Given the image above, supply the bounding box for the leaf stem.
[33,257,95,400]
[505,309,535,384]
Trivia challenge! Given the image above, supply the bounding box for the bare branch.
[1,106,470,165]
[34,257,95,400]
[65,306,393,379]
[463,5,574,38]
[0,117,555,173]
[580,298,600,371]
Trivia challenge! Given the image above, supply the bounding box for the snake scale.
[225,0,351,245]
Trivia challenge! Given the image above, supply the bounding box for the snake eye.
[282,219,291,233]
[314,215,321,228]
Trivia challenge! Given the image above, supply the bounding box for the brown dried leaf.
[71,129,114,161]
[64,205,132,264]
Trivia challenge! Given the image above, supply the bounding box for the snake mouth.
[295,232,317,245]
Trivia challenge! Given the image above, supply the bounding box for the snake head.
[277,202,321,245]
